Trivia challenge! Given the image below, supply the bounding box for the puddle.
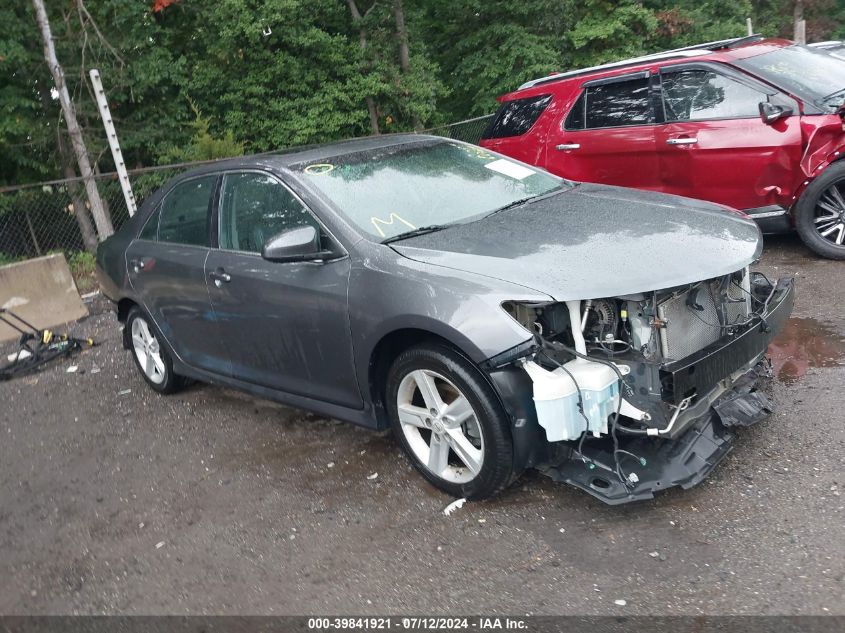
[767,317,845,384]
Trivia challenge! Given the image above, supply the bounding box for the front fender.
[794,116,845,204]
[348,245,550,409]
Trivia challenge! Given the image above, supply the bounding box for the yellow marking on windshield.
[460,145,495,160]
[371,213,416,237]
[304,163,335,175]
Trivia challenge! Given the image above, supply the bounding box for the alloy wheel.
[131,317,166,384]
[396,369,485,484]
[814,182,845,246]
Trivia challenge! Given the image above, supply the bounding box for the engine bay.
[503,268,786,441]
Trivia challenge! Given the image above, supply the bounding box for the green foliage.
[66,250,98,292]
[0,252,25,267]
[4,0,845,187]
[67,250,96,276]
[160,101,245,163]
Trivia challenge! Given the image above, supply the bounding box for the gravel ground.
[0,234,843,616]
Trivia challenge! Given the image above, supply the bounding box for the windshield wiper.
[483,187,569,220]
[381,225,450,244]
[483,196,538,219]
[821,87,845,109]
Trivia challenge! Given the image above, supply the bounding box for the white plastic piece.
[522,359,619,442]
[443,498,466,516]
[580,299,593,332]
[566,300,588,356]
[619,398,650,421]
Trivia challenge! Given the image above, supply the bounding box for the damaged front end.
[489,268,794,505]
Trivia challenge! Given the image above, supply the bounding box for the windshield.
[736,44,845,111]
[294,140,566,241]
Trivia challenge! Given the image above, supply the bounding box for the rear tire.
[385,343,514,500]
[794,162,845,260]
[126,306,184,394]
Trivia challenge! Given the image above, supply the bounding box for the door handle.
[666,137,698,145]
[129,258,145,273]
[555,143,581,151]
[208,269,231,287]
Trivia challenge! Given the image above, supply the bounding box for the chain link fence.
[423,114,493,144]
[0,114,495,278]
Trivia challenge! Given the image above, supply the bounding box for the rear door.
[125,174,229,374]
[654,63,802,211]
[204,171,362,408]
[544,72,662,189]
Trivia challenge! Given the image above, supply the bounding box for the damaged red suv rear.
[480,35,845,259]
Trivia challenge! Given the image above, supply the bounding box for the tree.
[31,0,113,239]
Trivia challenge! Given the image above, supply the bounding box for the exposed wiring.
[539,337,639,487]
[538,350,595,467]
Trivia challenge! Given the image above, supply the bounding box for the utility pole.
[31,0,114,239]
[747,17,754,36]
[89,69,137,216]
[794,0,807,45]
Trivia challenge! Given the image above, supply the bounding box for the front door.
[544,72,662,190]
[125,174,229,374]
[204,171,362,408]
[654,65,803,211]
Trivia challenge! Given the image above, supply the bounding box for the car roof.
[170,133,436,182]
[501,37,795,101]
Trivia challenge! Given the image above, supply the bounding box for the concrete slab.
[0,253,88,342]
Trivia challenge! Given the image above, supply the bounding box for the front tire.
[795,162,845,259]
[126,306,183,394]
[385,343,514,499]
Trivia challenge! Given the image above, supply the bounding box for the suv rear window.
[565,76,652,129]
[481,94,552,139]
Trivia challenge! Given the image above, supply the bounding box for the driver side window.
[661,69,764,122]
[219,172,320,254]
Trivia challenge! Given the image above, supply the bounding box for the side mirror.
[261,225,324,262]
[759,101,792,124]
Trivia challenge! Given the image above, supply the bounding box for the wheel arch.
[117,297,137,323]
[367,327,488,429]
[793,142,845,210]
[117,298,139,350]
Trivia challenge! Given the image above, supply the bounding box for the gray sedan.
[96,135,793,504]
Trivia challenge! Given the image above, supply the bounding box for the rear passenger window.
[158,176,215,247]
[661,69,764,121]
[564,92,586,129]
[139,208,159,241]
[574,76,652,129]
[482,94,552,139]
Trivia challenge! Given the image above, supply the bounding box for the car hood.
[390,183,763,301]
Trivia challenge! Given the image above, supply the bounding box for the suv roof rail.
[517,34,766,91]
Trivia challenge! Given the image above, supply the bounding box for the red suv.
[480,36,845,259]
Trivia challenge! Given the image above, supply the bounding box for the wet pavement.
[768,317,845,384]
[0,234,843,615]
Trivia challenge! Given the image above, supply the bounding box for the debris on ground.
[443,498,466,516]
[366,472,378,480]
